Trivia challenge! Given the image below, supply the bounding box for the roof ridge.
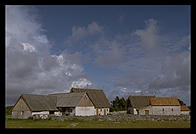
[151,97,178,99]
[22,94,48,96]
[71,87,103,91]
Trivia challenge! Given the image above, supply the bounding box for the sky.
[6,5,191,106]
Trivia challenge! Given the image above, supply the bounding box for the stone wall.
[49,113,190,121]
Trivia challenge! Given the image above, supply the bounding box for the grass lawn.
[5,118,190,128]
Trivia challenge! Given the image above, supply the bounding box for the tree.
[110,96,128,111]
[6,106,13,116]
[178,99,186,105]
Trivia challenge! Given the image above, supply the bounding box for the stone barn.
[127,96,155,115]
[70,88,111,115]
[12,94,59,119]
[150,97,181,115]
[127,96,181,115]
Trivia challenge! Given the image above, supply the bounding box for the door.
[104,109,106,115]
[145,110,149,115]
[96,108,98,115]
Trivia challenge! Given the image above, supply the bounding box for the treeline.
[110,96,128,112]
[110,96,189,112]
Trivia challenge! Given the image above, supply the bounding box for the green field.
[6,118,190,128]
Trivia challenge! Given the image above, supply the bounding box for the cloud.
[6,6,190,107]
[106,19,190,104]
[65,18,190,105]
[149,52,190,89]
[94,41,126,68]
[22,42,37,52]
[134,18,160,52]
[6,6,94,105]
[64,18,190,105]
[71,78,92,88]
[65,22,103,44]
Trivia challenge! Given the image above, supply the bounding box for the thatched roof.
[55,92,86,107]
[21,94,58,111]
[16,88,110,111]
[128,96,155,108]
[150,97,180,106]
[70,88,110,108]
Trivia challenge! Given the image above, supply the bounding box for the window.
[171,108,173,112]
[100,109,102,112]
[162,108,164,111]
[49,111,54,114]
[21,111,24,115]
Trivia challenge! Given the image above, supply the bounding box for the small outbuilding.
[180,105,190,115]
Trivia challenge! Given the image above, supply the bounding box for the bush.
[28,116,33,120]
[6,106,13,116]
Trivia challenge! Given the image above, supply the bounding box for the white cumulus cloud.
[71,78,92,88]
[6,6,94,106]
[22,42,37,52]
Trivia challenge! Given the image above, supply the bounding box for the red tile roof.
[181,105,190,111]
[150,97,180,106]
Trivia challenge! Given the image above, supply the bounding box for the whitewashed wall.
[32,111,49,115]
[75,106,95,116]
[54,111,62,116]
[133,108,138,115]
[138,106,152,115]
[32,111,50,119]
[151,106,181,115]
[181,111,190,115]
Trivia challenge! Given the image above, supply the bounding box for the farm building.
[12,94,59,119]
[49,92,95,116]
[12,88,110,119]
[127,96,155,115]
[70,88,111,115]
[150,97,181,115]
[127,96,181,115]
[180,105,190,115]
